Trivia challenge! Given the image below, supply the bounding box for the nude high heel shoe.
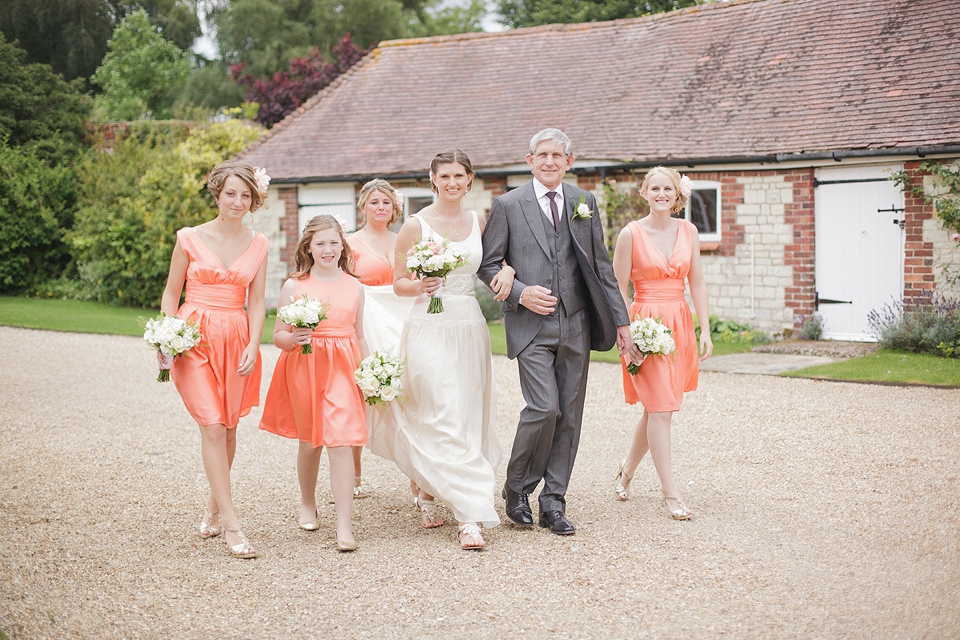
[614,460,633,501]
[663,495,693,520]
[199,508,222,539]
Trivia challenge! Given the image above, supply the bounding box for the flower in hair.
[395,192,404,213]
[254,167,271,194]
[678,175,694,199]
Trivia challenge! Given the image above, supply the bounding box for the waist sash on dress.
[184,282,246,311]
[634,279,685,304]
[311,326,355,338]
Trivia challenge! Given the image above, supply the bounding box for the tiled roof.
[240,0,960,181]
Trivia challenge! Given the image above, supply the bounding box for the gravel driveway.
[0,326,957,639]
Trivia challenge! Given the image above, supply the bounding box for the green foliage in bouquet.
[67,118,264,308]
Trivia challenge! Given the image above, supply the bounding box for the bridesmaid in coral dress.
[159,161,269,558]
[611,166,713,520]
[347,179,411,499]
[260,215,368,551]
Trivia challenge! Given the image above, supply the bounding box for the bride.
[377,149,513,551]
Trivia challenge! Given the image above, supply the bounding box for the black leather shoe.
[501,486,533,527]
[538,510,576,536]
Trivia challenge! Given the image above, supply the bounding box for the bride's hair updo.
[206,161,269,213]
[429,149,474,194]
[640,166,688,214]
[291,215,358,279]
[357,178,403,227]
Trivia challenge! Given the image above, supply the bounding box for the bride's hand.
[490,265,515,301]
[421,276,443,297]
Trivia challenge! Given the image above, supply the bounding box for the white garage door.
[814,165,904,341]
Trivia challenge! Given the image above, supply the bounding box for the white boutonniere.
[573,194,592,220]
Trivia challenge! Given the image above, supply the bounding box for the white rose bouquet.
[626,315,676,375]
[277,294,329,354]
[405,238,466,314]
[143,313,203,382]
[354,350,404,407]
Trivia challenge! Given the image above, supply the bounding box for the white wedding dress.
[368,212,501,528]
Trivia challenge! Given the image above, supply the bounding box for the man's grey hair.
[529,128,572,156]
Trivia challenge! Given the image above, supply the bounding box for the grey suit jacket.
[479,180,630,358]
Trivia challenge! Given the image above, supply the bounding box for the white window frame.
[298,182,357,233]
[397,187,435,222]
[684,180,721,242]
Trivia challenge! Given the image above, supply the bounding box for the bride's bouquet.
[277,294,329,354]
[143,313,203,382]
[406,238,465,314]
[626,315,676,375]
[354,350,404,407]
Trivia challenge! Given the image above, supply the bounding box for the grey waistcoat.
[540,206,588,317]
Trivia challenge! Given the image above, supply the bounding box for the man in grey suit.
[479,128,637,535]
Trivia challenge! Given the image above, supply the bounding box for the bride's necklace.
[439,208,465,239]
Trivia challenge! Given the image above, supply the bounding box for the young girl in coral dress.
[260,215,368,551]
[159,160,269,559]
[611,166,713,520]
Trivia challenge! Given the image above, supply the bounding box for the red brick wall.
[278,186,299,274]
[901,161,936,307]
[783,168,816,322]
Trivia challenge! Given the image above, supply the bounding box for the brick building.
[240,0,960,340]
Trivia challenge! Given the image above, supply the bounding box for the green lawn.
[0,296,278,343]
[5,297,954,386]
[783,350,960,387]
[486,321,753,362]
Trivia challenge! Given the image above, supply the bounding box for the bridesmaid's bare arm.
[612,226,634,311]
[238,254,268,376]
[160,240,189,317]
[355,281,369,359]
[157,240,189,367]
[612,226,643,365]
[686,225,713,361]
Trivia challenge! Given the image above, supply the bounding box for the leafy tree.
[0,0,201,84]
[231,34,368,127]
[213,0,484,81]
[0,139,77,293]
[92,9,192,120]
[176,60,247,111]
[69,119,265,307]
[0,33,92,162]
[498,0,699,29]
[0,36,90,293]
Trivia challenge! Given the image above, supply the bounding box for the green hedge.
[64,119,264,308]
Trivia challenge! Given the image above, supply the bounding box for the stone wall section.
[248,187,287,307]
[696,171,799,334]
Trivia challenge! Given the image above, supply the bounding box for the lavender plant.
[867,292,960,357]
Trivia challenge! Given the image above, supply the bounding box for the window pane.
[689,189,717,235]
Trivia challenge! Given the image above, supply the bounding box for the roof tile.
[241,0,960,180]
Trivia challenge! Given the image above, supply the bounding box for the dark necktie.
[545,191,560,229]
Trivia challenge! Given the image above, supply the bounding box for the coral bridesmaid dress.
[351,236,394,286]
[172,227,267,428]
[621,219,699,412]
[260,272,367,448]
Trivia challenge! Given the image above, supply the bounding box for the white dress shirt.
[532,178,564,226]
